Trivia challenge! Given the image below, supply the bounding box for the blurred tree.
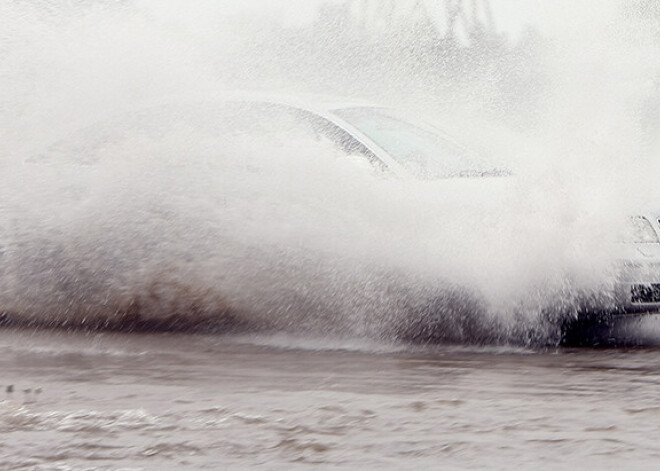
[347,0,498,47]
[221,0,545,128]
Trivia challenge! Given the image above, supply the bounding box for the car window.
[334,106,503,179]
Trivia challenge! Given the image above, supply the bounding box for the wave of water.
[2,1,660,346]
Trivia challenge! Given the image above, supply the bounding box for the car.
[12,93,660,344]
[5,94,510,335]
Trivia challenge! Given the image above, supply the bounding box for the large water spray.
[1,1,659,345]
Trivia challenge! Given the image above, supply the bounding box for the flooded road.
[4,1,660,469]
[2,330,660,470]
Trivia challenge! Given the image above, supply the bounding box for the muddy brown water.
[2,329,660,470]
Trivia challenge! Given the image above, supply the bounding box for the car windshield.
[334,107,504,179]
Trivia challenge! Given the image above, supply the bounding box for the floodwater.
[4,1,660,469]
[3,329,660,470]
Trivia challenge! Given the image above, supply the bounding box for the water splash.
[1,1,659,346]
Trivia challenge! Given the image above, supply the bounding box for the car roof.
[159,90,379,116]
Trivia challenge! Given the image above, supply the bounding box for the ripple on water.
[0,404,160,434]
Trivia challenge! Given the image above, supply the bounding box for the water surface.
[3,329,660,470]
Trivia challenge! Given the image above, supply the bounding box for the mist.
[1,0,660,345]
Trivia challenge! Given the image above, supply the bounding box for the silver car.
[15,95,660,343]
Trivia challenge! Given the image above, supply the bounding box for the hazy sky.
[489,0,620,37]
